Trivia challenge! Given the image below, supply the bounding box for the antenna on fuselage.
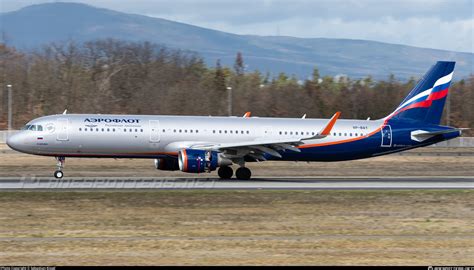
[62,109,68,115]
[302,114,306,119]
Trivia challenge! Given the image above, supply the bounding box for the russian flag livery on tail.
[7,61,467,180]
[385,61,454,125]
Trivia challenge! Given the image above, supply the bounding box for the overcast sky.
[2,0,473,53]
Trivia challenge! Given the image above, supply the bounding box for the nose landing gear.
[54,157,65,179]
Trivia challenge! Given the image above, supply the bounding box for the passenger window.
[85,128,88,131]
[196,130,199,133]
[79,128,82,131]
[246,131,249,134]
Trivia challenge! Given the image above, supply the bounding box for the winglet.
[243,112,251,118]
[319,111,341,136]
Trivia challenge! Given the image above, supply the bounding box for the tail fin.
[385,61,455,125]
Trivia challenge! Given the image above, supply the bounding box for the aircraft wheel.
[218,166,233,179]
[54,170,64,179]
[236,167,251,180]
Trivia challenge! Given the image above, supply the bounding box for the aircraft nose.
[6,133,22,151]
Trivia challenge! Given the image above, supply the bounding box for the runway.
[0,176,472,190]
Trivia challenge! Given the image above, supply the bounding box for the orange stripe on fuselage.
[299,126,382,149]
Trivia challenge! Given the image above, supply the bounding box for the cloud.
[2,0,473,52]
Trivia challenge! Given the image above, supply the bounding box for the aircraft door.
[56,118,69,141]
[149,120,161,143]
[381,125,392,147]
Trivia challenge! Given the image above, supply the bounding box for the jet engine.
[154,158,180,171]
[178,149,230,173]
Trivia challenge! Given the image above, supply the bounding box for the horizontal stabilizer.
[411,128,468,142]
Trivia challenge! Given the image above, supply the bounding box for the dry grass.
[0,190,473,265]
[1,145,473,177]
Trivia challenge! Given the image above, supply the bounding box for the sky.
[1,0,473,53]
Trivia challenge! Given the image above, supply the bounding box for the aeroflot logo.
[84,118,140,123]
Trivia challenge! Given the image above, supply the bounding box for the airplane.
[6,61,466,180]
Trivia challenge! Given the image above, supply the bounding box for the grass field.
[0,190,473,265]
[1,145,473,265]
[1,145,474,177]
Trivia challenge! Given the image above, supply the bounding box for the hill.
[1,2,473,79]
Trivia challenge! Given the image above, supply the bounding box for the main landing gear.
[236,167,251,180]
[54,156,65,179]
[218,166,233,179]
[218,166,252,180]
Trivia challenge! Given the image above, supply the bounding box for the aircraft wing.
[189,112,340,160]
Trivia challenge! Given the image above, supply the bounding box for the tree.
[233,52,244,77]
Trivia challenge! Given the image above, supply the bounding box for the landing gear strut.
[236,167,251,180]
[218,166,233,179]
[54,157,65,179]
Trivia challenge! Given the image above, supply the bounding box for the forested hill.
[0,41,472,135]
[1,2,473,79]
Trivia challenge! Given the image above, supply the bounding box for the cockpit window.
[21,124,43,131]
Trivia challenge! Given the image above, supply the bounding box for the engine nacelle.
[178,149,227,173]
[154,158,180,171]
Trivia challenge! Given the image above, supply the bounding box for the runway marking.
[0,177,472,190]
